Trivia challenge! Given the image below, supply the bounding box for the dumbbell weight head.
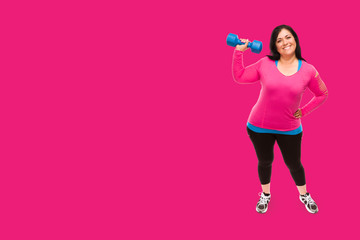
[226,33,241,47]
[249,40,262,54]
[226,33,263,54]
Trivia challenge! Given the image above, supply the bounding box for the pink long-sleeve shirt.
[232,49,328,131]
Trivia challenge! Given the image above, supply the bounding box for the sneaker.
[256,192,271,213]
[299,192,319,214]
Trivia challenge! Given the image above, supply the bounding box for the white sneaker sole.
[256,206,268,214]
[256,198,270,214]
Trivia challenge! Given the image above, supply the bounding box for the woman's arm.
[300,68,329,118]
[232,49,261,84]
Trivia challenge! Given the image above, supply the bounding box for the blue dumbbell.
[226,33,262,54]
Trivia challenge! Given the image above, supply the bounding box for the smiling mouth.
[283,46,291,49]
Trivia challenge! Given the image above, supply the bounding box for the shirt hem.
[247,121,302,132]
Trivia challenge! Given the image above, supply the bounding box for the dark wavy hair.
[266,25,307,62]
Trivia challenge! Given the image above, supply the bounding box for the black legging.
[246,126,306,186]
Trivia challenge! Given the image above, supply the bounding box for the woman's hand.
[294,109,302,118]
[235,39,250,52]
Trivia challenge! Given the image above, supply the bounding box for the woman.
[232,25,328,214]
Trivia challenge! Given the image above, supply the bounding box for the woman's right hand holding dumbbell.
[235,39,250,52]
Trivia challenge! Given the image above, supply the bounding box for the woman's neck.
[279,54,298,65]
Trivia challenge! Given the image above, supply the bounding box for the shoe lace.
[304,194,315,205]
[258,192,269,205]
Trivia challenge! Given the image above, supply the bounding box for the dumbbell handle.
[226,33,262,54]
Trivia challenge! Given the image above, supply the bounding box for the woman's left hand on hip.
[294,109,302,118]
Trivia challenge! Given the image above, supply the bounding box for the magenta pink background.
[0,0,359,239]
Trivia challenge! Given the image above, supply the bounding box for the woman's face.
[276,29,297,57]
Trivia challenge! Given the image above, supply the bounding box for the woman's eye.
[278,37,290,43]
